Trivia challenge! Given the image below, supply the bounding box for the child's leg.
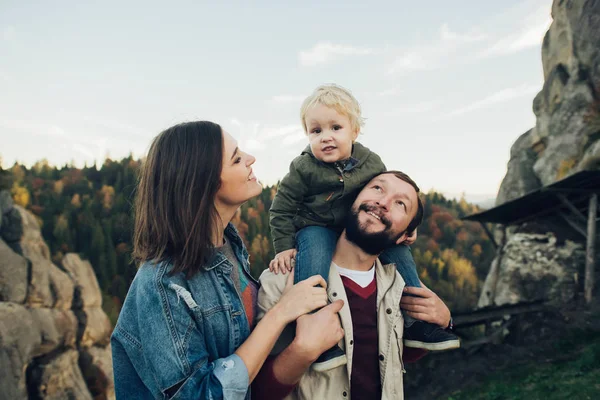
[381,244,460,351]
[380,244,420,327]
[294,226,347,371]
[294,226,338,285]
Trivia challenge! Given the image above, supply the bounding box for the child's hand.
[404,228,418,245]
[269,249,297,275]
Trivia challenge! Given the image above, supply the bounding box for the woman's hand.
[275,269,328,323]
[269,249,297,274]
[400,281,451,328]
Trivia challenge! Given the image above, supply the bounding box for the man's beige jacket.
[257,259,407,399]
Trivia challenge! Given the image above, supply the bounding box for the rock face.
[479,233,584,307]
[482,0,600,307]
[497,0,600,205]
[0,191,115,400]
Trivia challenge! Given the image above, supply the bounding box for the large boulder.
[0,303,41,399]
[79,345,115,400]
[479,233,584,307]
[29,309,78,357]
[496,0,600,206]
[484,0,600,308]
[25,255,58,309]
[14,205,50,260]
[78,307,112,348]
[0,239,28,304]
[62,254,102,309]
[495,129,541,205]
[27,350,93,400]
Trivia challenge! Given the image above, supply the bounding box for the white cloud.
[245,139,265,151]
[440,23,486,43]
[387,24,486,75]
[478,6,551,58]
[70,143,95,159]
[282,132,306,147]
[385,101,438,115]
[0,117,67,138]
[299,42,373,67]
[444,84,540,117]
[387,52,431,74]
[2,26,16,42]
[377,88,401,97]
[260,124,303,140]
[270,95,305,104]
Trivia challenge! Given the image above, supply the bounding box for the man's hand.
[269,249,297,274]
[404,228,418,245]
[400,282,451,328]
[292,300,345,362]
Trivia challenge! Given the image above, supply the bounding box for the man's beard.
[345,203,404,255]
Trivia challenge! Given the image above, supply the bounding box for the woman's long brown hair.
[132,121,223,277]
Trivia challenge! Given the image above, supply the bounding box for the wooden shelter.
[463,170,600,303]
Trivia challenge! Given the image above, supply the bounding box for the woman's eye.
[234,157,242,164]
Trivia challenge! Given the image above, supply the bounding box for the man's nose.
[375,198,390,211]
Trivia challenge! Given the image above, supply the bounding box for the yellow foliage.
[441,249,478,293]
[472,243,482,258]
[53,180,64,195]
[100,185,115,210]
[71,194,82,208]
[11,164,25,183]
[11,182,30,207]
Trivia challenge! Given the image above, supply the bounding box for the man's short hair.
[378,170,424,235]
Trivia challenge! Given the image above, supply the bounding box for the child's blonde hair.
[300,84,365,134]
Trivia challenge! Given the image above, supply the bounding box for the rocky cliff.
[0,191,114,400]
[480,0,600,307]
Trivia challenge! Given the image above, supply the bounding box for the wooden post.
[585,193,597,304]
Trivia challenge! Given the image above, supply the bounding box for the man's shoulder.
[259,269,288,290]
[257,269,289,308]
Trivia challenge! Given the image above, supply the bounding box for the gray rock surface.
[0,239,28,303]
[479,233,584,307]
[27,350,93,400]
[0,205,114,400]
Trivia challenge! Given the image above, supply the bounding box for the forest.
[0,156,495,321]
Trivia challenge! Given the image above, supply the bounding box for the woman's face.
[215,130,262,209]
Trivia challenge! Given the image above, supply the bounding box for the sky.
[0,0,553,202]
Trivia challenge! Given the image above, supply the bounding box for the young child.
[269,84,459,371]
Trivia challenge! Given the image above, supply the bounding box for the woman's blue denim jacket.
[111,224,257,399]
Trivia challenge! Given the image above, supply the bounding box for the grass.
[446,330,600,400]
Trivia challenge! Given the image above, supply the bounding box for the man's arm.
[254,270,344,396]
[400,281,451,328]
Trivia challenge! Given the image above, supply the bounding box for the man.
[254,171,454,399]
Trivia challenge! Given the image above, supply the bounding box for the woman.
[111,121,329,399]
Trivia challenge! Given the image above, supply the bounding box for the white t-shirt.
[334,262,376,288]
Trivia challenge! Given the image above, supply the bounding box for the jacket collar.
[201,223,245,272]
[300,142,371,171]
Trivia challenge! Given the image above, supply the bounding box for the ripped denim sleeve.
[166,283,250,400]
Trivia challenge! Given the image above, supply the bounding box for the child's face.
[305,104,358,163]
